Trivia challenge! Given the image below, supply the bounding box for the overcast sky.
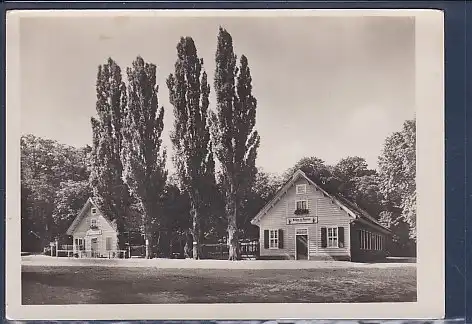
[20,14,415,174]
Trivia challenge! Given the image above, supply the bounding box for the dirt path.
[22,255,416,269]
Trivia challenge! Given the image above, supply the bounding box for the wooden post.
[55,240,59,258]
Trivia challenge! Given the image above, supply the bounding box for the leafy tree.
[379,210,415,256]
[332,157,375,196]
[167,37,215,259]
[379,119,416,240]
[333,156,374,181]
[160,177,192,258]
[350,174,384,218]
[282,156,340,194]
[52,180,90,238]
[20,135,90,251]
[211,27,260,260]
[122,56,168,259]
[240,170,283,238]
[90,58,131,250]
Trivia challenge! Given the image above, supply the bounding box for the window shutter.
[278,229,284,249]
[321,227,327,248]
[338,227,345,248]
[264,230,269,249]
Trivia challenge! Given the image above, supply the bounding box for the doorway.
[295,228,309,260]
[91,237,98,258]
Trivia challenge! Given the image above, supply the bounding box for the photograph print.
[6,9,444,321]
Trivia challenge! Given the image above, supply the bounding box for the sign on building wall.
[86,229,102,236]
[286,216,318,225]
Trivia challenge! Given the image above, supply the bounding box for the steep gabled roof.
[250,169,391,234]
[65,197,117,235]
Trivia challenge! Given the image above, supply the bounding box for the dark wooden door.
[296,235,308,260]
[91,237,98,258]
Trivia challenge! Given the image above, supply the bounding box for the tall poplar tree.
[167,37,215,259]
[122,56,168,259]
[211,27,260,260]
[90,58,131,249]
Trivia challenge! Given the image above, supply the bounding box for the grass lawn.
[22,265,416,304]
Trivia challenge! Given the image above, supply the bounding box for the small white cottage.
[66,198,120,258]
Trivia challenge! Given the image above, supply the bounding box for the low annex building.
[66,198,121,258]
[251,169,391,261]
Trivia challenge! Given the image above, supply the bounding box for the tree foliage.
[240,170,283,239]
[52,180,90,238]
[379,119,416,239]
[160,177,192,258]
[332,157,382,218]
[282,156,341,194]
[90,58,131,249]
[211,27,260,260]
[122,56,168,258]
[21,134,90,251]
[167,37,215,259]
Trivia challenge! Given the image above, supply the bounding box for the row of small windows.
[73,237,114,250]
[264,227,345,249]
[359,229,383,251]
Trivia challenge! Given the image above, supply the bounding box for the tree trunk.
[227,198,240,261]
[144,213,151,259]
[145,233,150,259]
[191,205,203,260]
[184,231,193,258]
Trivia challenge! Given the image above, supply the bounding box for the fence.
[128,245,146,258]
[51,244,126,259]
[201,240,259,260]
[49,240,259,260]
[73,250,127,259]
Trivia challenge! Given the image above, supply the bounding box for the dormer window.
[296,184,307,194]
[91,208,97,215]
[90,218,98,229]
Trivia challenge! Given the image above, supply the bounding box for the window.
[269,230,279,249]
[106,237,113,251]
[364,231,368,249]
[75,238,85,250]
[91,207,97,215]
[327,227,338,248]
[296,184,307,194]
[90,218,98,228]
[296,228,308,235]
[295,200,308,210]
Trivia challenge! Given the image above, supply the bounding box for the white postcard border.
[6,9,444,320]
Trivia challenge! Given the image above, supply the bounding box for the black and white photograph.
[6,9,444,320]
